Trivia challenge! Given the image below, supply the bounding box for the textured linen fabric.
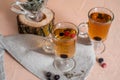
[0,36,5,80]
[0,34,95,80]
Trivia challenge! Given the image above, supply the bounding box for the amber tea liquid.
[88,12,112,41]
[53,28,77,58]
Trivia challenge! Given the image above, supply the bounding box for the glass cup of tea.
[52,22,78,72]
[78,7,114,54]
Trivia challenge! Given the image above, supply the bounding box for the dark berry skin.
[101,63,107,68]
[54,75,60,80]
[47,78,51,80]
[27,0,33,2]
[93,36,101,41]
[97,13,104,19]
[59,32,64,36]
[46,72,52,78]
[98,58,104,63]
[64,31,70,36]
[60,54,68,58]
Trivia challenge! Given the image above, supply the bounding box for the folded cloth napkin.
[0,34,95,80]
[0,35,5,80]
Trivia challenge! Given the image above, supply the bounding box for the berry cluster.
[59,29,76,38]
[46,72,60,80]
[98,58,107,68]
[64,30,76,38]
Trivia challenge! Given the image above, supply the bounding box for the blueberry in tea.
[97,13,104,19]
[93,36,101,41]
[60,54,68,58]
[59,32,64,36]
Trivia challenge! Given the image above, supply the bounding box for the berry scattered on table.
[98,58,104,63]
[46,72,52,78]
[45,72,61,80]
[47,78,51,80]
[101,63,107,68]
[54,75,60,80]
[97,57,107,68]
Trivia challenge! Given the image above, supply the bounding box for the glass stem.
[93,41,105,54]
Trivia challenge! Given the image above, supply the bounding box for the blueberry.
[59,32,64,36]
[93,36,101,41]
[27,0,33,2]
[60,54,68,58]
[46,72,52,78]
[98,58,104,63]
[97,13,104,19]
[54,75,60,80]
[47,78,51,80]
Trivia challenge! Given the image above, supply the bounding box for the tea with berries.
[88,12,112,41]
[53,28,77,58]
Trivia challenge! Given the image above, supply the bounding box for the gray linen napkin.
[0,34,95,80]
[0,35,5,80]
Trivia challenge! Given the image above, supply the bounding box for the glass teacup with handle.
[78,7,114,54]
[52,22,79,72]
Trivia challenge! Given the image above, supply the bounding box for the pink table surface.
[0,0,120,80]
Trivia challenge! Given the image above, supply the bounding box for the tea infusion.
[53,28,77,58]
[88,12,112,41]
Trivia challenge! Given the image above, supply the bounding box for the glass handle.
[11,1,26,14]
[78,22,88,38]
[42,37,54,54]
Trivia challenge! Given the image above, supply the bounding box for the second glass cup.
[78,7,114,54]
[52,22,78,72]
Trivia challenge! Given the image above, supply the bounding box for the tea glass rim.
[88,7,114,24]
[52,22,79,41]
